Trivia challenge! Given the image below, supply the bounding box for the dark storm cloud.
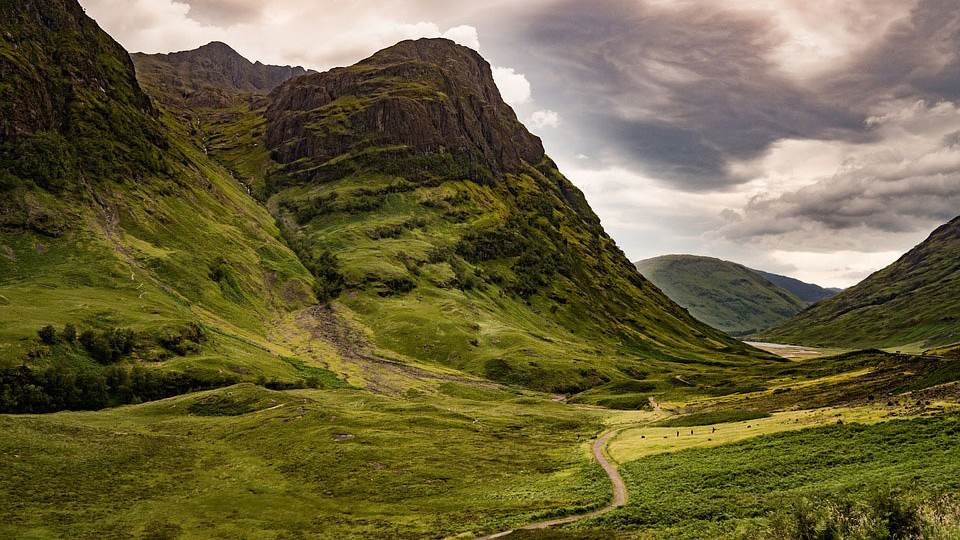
[511,0,867,191]
[825,0,960,104]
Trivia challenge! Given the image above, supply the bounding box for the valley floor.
[4,339,960,539]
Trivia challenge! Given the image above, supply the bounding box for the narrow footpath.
[478,429,626,539]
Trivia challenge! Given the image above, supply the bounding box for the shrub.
[305,250,345,303]
[62,323,77,343]
[0,364,238,413]
[37,325,57,345]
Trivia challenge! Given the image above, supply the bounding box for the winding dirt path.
[477,429,626,539]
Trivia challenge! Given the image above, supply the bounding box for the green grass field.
[0,384,609,539]
[588,415,960,538]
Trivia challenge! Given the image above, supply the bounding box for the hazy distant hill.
[752,270,842,303]
[764,216,960,349]
[636,255,810,335]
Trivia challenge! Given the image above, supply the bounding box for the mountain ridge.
[131,41,309,111]
[253,37,773,392]
[764,216,960,349]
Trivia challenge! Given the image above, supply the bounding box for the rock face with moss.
[0,0,165,207]
[258,38,770,392]
[265,38,544,177]
[132,41,308,111]
[765,216,960,349]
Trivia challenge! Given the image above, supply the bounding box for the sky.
[78,0,960,288]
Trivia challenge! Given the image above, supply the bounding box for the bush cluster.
[0,364,237,413]
[36,322,206,363]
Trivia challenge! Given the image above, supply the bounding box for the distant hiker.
[677,431,680,437]
[690,430,694,435]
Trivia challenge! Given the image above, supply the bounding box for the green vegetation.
[249,42,773,394]
[635,255,808,335]
[0,384,608,539]
[654,409,771,427]
[588,416,960,538]
[765,216,960,350]
[5,5,960,539]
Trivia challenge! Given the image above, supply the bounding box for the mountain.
[764,216,960,349]
[752,269,841,303]
[0,0,324,404]
[131,41,308,111]
[1,0,769,408]
[635,255,809,335]
[250,38,772,392]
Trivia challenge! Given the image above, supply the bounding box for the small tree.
[62,323,77,343]
[37,325,57,345]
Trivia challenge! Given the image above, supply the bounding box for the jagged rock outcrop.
[132,41,308,110]
[265,38,544,176]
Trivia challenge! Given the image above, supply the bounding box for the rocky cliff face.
[265,38,544,177]
[0,0,156,141]
[0,0,166,213]
[259,38,769,391]
[132,41,308,110]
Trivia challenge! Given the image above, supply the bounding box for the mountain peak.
[266,37,543,177]
[132,42,308,110]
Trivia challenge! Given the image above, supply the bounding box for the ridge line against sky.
[79,0,960,288]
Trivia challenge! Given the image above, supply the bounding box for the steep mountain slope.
[131,41,307,112]
[753,269,841,303]
[255,38,772,392]
[636,255,808,335]
[765,216,960,349]
[0,0,328,408]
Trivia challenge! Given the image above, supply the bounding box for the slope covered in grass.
[0,0,334,408]
[636,255,808,335]
[765,216,960,349]
[254,39,772,393]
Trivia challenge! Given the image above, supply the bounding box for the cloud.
[714,100,960,251]
[76,0,960,286]
[509,0,868,191]
[183,0,264,26]
[491,67,531,107]
[528,109,560,129]
[441,25,480,50]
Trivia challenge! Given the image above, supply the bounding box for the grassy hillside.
[0,0,337,410]
[592,415,960,538]
[765,216,960,350]
[636,255,808,335]
[8,5,959,539]
[251,39,774,394]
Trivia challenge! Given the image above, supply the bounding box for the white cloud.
[528,109,561,129]
[492,66,531,107]
[441,25,480,50]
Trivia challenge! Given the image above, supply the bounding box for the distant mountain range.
[763,216,960,350]
[635,255,840,335]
